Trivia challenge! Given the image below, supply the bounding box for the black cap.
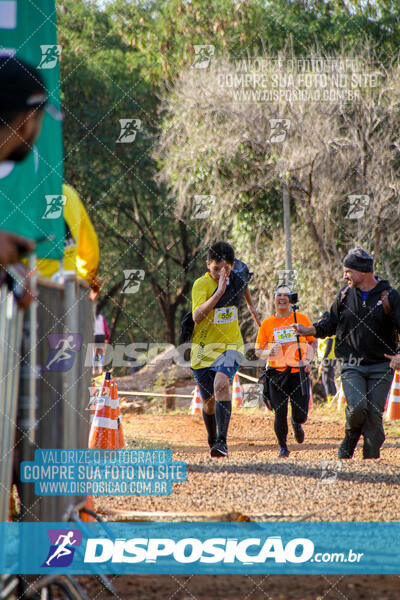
[343,247,373,273]
[0,56,47,110]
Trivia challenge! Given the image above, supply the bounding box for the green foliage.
[58,0,400,344]
[103,0,400,81]
[59,0,203,345]
[155,49,400,318]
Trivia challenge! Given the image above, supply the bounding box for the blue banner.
[20,449,186,496]
[1,522,400,574]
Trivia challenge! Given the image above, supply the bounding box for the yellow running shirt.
[190,272,244,369]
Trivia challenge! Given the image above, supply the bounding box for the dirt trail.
[83,407,400,599]
[96,409,400,522]
[79,573,400,600]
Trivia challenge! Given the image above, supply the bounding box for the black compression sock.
[215,401,232,443]
[202,410,217,446]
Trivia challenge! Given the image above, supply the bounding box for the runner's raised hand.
[217,266,227,295]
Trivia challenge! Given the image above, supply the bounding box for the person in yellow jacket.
[36,183,101,297]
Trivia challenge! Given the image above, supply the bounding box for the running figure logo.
[86,386,107,411]
[116,119,141,143]
[192,195,214,219]
[42,529,82,568]
[42,195,66,219]
[38,45,62,70]
[319,460,342,484]
[277,269,298,288]
[122,269,145,294]
[268,118,291,143]
[243,385,261,408]
[43,333,82,372]
[191,45,215,69]
[346,195,370,219]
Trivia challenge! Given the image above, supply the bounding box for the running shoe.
[292,420,305,444]
[210,440,228,457]
[338,433,359,459]
[278,446,290,458]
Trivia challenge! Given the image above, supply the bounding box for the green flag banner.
[0,0,64,259]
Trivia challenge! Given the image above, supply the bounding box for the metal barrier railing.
[16,275,93,523]
[0,286,23,524]
[0,271,116,600]
[0,272,118,599]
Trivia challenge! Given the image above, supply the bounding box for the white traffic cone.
[190,385,202,415]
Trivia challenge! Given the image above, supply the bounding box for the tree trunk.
[109,296,125,343]
[165,304,177,345]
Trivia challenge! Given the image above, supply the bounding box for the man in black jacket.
[293,248,400,459]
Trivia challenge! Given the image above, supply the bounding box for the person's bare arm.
[255,343,280,360]
[193,267,227,324]
[292,323,317,336]
[244,286,261,327]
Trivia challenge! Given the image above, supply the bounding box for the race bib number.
[274,327,297,344]
[214,306,237,324]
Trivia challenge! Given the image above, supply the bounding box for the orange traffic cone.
[111,377,125,448]
[337,384,346,410]
[232,374,243,408]
[190,386,202,415]
[83,375,107,524]
[85,373,125,522]
[88,372,123,450]
[81,495,96,523]
[386,371,400,420]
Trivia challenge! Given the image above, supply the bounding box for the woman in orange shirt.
[255,285,317,458]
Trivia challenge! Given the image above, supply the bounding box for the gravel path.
[96,408,400,522]
[78,573,400,600]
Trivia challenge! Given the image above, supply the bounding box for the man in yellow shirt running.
[191,242,251,457]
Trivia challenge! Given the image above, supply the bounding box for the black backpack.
[179,311,196,346]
